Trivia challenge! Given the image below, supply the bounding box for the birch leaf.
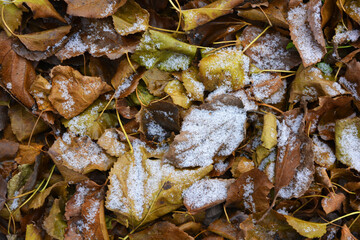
[284,215,327,238]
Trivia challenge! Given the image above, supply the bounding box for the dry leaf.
[341,224,357,240]
[97,129,129,157]
[0,3,22,36]
[321,192,345,214]
[64,0,126,18]
[164,80,192,109]
[208,218,238,240]
[284,215,327,238]
[43,198,67,240]
[13,0,65,22]
[0,139,19,161]
[29,75,55,112]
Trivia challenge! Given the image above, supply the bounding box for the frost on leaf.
[48,132,116,174]
[289,65,346,103]
[199,47,250,91]
[112,0,150,36]
[335,117,360,172]
[97,129,129,157]
[182,178,234,214]
[312,135,336,168]
[105,140,212,227]
[241,26,301,70]
[48,66,112,119]
[29,75,55,112]
[181,67,205,102]
[164,94,247,168]
[287,1,326,67]
[132,30,197,72]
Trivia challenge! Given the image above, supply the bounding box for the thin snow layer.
[339,76,360,101]
[106,140,209,219]
[97,129,127,157]
[243,176,256,212]
[278,167,313,199]
[287,3,324,66]
[182,178,234,211]
[312,135,336,167]
[57,32,87,60]
[333,25,360,44]
[337,119,360,172]
[250,73,287,104]
[167,100,247,168]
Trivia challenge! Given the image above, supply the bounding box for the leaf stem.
[243,25,271,52]
[116,109,133,153]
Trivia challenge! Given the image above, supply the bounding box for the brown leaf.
[164,94,246,168]
[0,32,36,109]
[287,1,326,67]
[29,181,68,209]
[15,143,43,165]
[14,0,65,22]
[208,218,238,240]
[315,166,333,188]
[321,0,336,27]
[64,0,126,18]
[0,139,19,161]
[17,26,71,52]
[321,192,345,214]
[142,68,172,97]
[116,98,138,119]
[341,59,360,104]
[226,168,273,213]
[48,132,116,174]
[137,101,180,142]
[0,176,7,211]
[241,26,301,70]
[183,178,234,214]
[29,75,55,112]
[97,129,129,157]
[308,0,326,50]
[341,225,357,240]
[129,221,194,240]
[8,104,48,142]
[65,180,108,240]
[48,65,112,119]
[0,89,9,131]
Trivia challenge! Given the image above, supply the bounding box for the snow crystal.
[159,53,190,71]
[97,129,127,157]
[114,75,134,98]
[182,178,234,211]
[243,176,256,212]
[277,207,289,215]
[6,82,12,90]
[58,32,87,60]
[74,185,91,208]
[57,79,75,112]
[146,121,167,142]
[263,80,287,104]
[287,3,324,66]
[100,1,116,17]
[116,16,147,35]
[9,191,20,210]
[231,90,259,111]
[333,28,360,44]
[278,167,313,199]
[214,160,229,173]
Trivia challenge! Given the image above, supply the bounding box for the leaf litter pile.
[2,0,360,239]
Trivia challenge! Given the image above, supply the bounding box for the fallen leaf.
[208,218,238,240]
[17,25,71,52]
[308,0,326,50]
[48,132,116,174]
[0,139,19,161]
[116,98,138,119]
[231,156,254,178]
[8,104,48,142]
[261,112,277,150]
[321,192,345,214]
[43,198,67,240]
[335,117,360,172]
[25,224,42,240]
[97,129,129,157]
[341,224,357,240]
[183,178,234,214]
[13,0,65,22]
[284,215,327,238]
[342,0,360,24]
[164,80,192,109]
[129,221,194,240]
[198,47,250,91]
[0,176,6,211]
[29,75,55,112]
[142,68,172,97]
[48,65,112,119]
[226,168,273,213]
[29,181,68,210]
[0,89,9,131]
[0,3,22,36]
[164,94,246,168]
[181,67,205,102]
[340,59,360,106]
[106,140,213,227]
[15,143,43,165]
[112,0,149,36]
[312,135,336,168]
[64,0,126,18]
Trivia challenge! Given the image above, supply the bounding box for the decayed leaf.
[0,3,22,36]
[335,117,360,172]
[183,178,234,214]
[181,67,205,102]
[164,94,246,168]
[106,140,213,227]
[48,65,112,119]
[62,100,117,140]
[284,215,327,238]
[241,26,301,71]
[164,80,191,109]
[137,101,180,142]
[199,47,250,91]
[65,180,108,240]
[226,168,273,213]
[289,65,346,103]
[287,1,326,67]
[129,221,194,240]
[132,30,197,72]
[97,129,129,157]
[48,132,116,174]
[112,0,149,36]
[17,26,71,52]
[0,32,36,109]
[29,181,68,209]
[13,0,65,22]
[43,198,67,240]
[261,113,277,150]
[29,75,55,112]
[0,139,19,161]
[321,192,345,214]
[64,0,126,18]
[8,104,48,142]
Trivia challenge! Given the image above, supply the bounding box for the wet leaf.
[48,65,112,119]
[64,0,126,18]
[17,26,71,52]
[43,198,67,240]
[112,0,149,36]
[198,48,250,91]
[129,221,194,240]
[164,80,191,109]
[321,192,345,214]
[48,132,116,174]
[284,215,327,238]
[164,94,246,168]
[13,0,65,22]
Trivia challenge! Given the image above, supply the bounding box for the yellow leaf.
[13,0,65,22]
[284,215,327,238]
[25,224,42,240]
[164,80,191,109]
[0,3,22,36]
[261,112,277,149]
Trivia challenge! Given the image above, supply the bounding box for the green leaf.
[43,198,67,240]
[284,215,327,238]
[132,30,197,71]
[62,100,117,140]
[128,82,157,106]
[286,41,295,50]
[316,62,333,75]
